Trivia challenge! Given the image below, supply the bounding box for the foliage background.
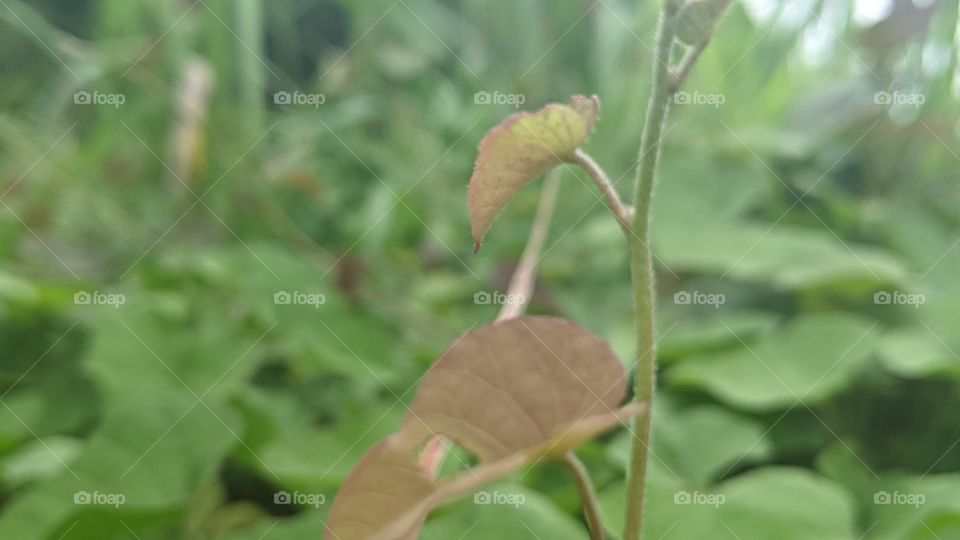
[0,0,958,538]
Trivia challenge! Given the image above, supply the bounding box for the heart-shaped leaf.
[402,316,628,460]
[324,316,642,540]
[468,96,600,252]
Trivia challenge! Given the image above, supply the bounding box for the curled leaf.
[468,96,600,252]
[675,0,732,46]
[324,316,642,540]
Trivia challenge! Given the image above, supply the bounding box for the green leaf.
[600,466,857,539]
[0,436,81,487]
[469,95,600,252]
[0,304,263,539]
[655,221,908,289]
[261,401,406,489]
[657,309,777,361]
[877,327,959,379]
[866,474,960,539]
[421,485,587,540]
[670,313,878,410]
[609,404,772,485]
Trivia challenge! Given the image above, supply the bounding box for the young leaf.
[468,95,600,252]
[324,316,643,540]
[675,0,732,46]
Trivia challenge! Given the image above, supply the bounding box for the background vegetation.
[0,0,958,538]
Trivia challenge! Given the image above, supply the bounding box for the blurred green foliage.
[0,0,959,538]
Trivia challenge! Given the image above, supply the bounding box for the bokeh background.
[1,0,959,538]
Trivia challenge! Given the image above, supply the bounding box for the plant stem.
[571,149,633,232]
[669,42,708,92]
[563,452,606,540]
[623,5,678,540]
[496,170,561,321]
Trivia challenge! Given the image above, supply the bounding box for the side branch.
[563,452,607,540]
[496,170,561,321]
[571,149,633,232]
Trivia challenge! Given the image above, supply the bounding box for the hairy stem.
[623,6,678,540]
[563,452,606,540]
[669,41,708,92]
[571,149,633,232]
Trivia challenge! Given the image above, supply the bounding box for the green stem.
[571,149,633,232]
[562,452,606,540]
[623,6,678,540]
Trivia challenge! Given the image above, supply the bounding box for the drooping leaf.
[468,96,600,252]
[322,436,437,540]
[364,406,640,540]
[402,316,629,461]
[324,316,642,540]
